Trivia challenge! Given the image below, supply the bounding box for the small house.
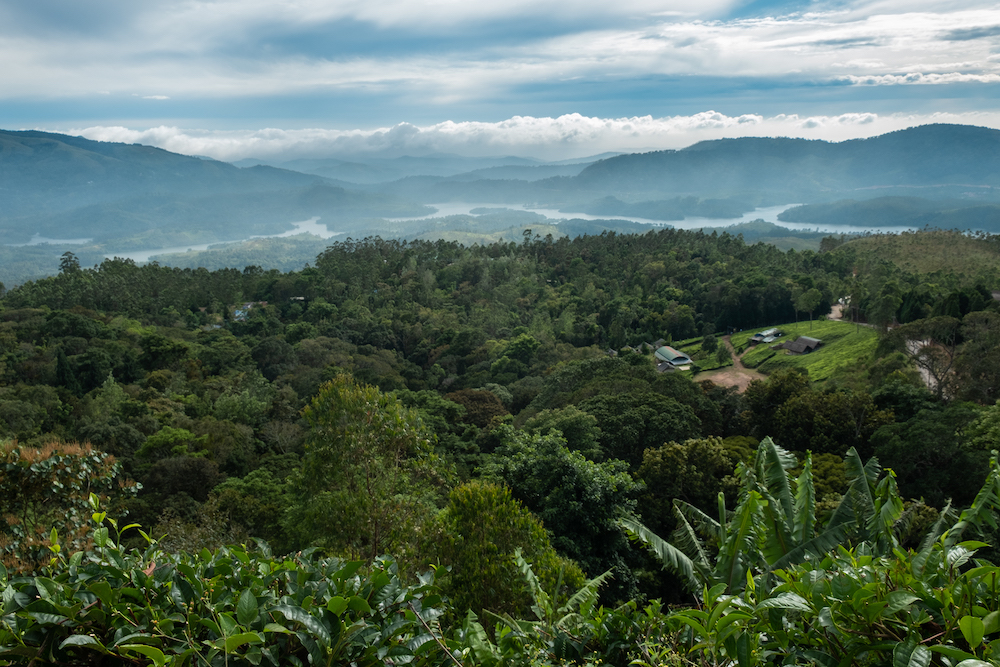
[784,336,822,354]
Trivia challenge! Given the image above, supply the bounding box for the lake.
[109,217,342,263]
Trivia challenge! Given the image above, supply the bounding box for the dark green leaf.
[237,589,259,626]
[59,635,107,653]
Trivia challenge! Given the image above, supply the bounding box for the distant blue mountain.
[573,124,1000,199]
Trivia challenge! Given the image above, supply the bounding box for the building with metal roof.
[654,345,693,367]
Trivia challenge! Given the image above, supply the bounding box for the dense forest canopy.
[3,224,1000,664]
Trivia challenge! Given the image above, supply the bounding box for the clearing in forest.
[695,336,766,392]
[731,319,879,383]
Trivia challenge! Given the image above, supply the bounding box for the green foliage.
[481,426,643,602]
[286,375,450,565]
[869,401,985,507]
[0,441,134,574]
[578,391,702,469]
[623,438,906,597]
[0,509,449,667]
[737,320,879,383]
[666,452,1000,667]
[137,426,208,460]
[212,468,293,553]
[667,537,1000,667]
[451,552,678,667]
[444,389,510,429]
[523,406,602,460]
[437,480,584,620]
[636,437,743,537]
[956,311,1000,404]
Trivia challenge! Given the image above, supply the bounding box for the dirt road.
[694,336,767,392]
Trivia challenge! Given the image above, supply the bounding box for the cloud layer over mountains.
[72,110,1000,162]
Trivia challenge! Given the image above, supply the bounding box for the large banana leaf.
[825,447,880,537]
[672,498,723,546]
[946,452,1000,546]
[755,438,797,565]
[755,437,797,522]
[620,514,706,594]
[715,489,764,593]
[792,453,816,546]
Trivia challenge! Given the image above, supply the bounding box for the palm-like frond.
[673,498,723,544]
[758,483,795,565]
[868,472,903,552]
[755,437,796,521]
[715,490,764,593]
[792,453,816,546]
[826,447,879,536]
[946,453,1000,546]
[912,500,955,577]
[768,519,853,572]
[558,568,614,621]
[917,501,955,553]
[620,514,705,594]
[513,547,551,621]
[670,501,715,570]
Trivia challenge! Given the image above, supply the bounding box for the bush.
[0,505,449,666]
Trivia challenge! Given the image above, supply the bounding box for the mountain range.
[3,123,1000,271]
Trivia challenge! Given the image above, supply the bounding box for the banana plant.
[452,549,616,666]
[622,437,904,597]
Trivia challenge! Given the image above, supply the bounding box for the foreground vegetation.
[1,226,1000,664]
[4,442,1000,666]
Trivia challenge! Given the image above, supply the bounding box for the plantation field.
[731,319,878,382]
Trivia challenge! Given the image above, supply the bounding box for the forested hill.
[0,130,433,248]
[2,226,1000,662]
[572,124,1000,198]
[0,130,325,217]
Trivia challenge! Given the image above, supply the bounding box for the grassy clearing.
[731,319,878,384]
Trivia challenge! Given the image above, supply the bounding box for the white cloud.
[838,72,1000,84]
[64,111,1000,162]
[147,0,741,35]
[3,3,1000,104]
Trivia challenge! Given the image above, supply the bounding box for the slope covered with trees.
[1,226,1000,664]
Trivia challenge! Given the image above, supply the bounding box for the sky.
[2,0,1000,161]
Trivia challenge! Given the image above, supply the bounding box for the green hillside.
[734,320,878,383]
[831,228,1000,276]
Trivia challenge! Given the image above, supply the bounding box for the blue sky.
[2,0,999,160]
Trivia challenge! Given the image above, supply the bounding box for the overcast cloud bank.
[66,111,1000,162]
[3,0,1000,130]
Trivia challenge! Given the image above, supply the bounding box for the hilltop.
[572,124,1000,200]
